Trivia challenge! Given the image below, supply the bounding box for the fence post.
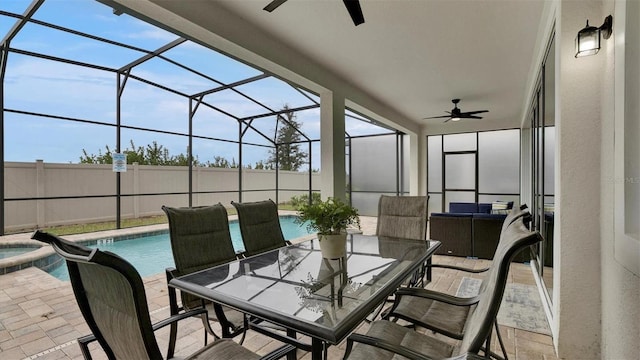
[194,166,201,207]
[36,160,45,228]
[133,162,139,218]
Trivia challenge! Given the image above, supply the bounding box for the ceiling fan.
[263,0,365,26]
[423,99,489,123]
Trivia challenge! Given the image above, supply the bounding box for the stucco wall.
[557,0,604,357]
[599,0,640,359]
[3,161,320,231]
[553,0,640,358]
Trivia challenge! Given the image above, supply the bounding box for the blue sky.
[1,0,390,169]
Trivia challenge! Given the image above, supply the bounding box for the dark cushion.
[449,202,478,213]
[472,213,507,220]
[431,212,473,218]
[478,203,492,214]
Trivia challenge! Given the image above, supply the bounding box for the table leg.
[286,329,297,360]
[311,338,324,360]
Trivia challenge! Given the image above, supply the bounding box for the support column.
[320,91,346,200]
[408,133,426,196]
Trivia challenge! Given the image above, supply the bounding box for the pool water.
[49,217,311,281]
[0,246,39,259]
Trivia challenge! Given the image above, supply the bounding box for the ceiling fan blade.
[463,115,484,119]
[443,117,453,123]
[423,115,452,119]
[264,0,288,12]
[343,0,365,26]
[463,110,489,115]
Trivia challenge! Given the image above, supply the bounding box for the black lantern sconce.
[575,15,613,57]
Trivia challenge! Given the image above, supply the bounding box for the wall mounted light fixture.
[575,15,613,57]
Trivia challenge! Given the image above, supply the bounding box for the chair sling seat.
[375,195,430,288]
[232,199,288,257]
[163,204,246,338]
[346,320,456,360]
[391,296,477,339]
[185,338,261,360]
[376,195,428,241]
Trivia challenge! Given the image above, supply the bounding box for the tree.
[253,160,273,170]
[267,104,307,171]
[80,147,113,164]
[208,156,231,168]
[81,141,264,170]
[79,140,200,166]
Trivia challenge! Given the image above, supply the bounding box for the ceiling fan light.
[451,117,461,122]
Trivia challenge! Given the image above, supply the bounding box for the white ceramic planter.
[318,233,347,259]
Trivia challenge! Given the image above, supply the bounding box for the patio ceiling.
[98,0,548,135]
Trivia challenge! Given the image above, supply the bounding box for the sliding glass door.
[529,32,555,311]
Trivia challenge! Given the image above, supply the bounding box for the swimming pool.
[0,245,41,260]
[48,216,312,281]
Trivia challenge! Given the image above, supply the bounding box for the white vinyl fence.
[4,161,320,231]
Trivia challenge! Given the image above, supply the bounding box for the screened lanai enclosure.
[0,0,408,234]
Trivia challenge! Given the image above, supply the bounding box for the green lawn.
[7,204,298,236]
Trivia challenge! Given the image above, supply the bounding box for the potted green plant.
[295,197,360,258]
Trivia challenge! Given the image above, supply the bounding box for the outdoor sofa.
[429,201,529,262]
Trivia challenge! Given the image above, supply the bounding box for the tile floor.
[0,216,560,360]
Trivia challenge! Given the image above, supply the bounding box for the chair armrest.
[249,322,312,351]
[152,308,208,332]
[259,344,297,360]
[166,267,178,278]
[427,263,490,273]
[76,308,208,358]
[394,288,479,307]
[345,334,435,360]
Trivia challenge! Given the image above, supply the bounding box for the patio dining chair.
[231,199,291,257]
[376,195,429,241]
[376,195,429,287]
[375,206,533,360]
[162,204,247,344]
[343,215,542,360]
[30,230,294,360]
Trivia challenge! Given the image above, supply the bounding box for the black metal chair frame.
[162,204,246,346]
[344,212,541,360]
[380,206,532,360]
[30,230,295,360]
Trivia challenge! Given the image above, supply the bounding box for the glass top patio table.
[169,234,441,359]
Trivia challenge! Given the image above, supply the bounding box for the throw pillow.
[491,201,509,214]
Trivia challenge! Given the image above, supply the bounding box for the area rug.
[456,277,551,335]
